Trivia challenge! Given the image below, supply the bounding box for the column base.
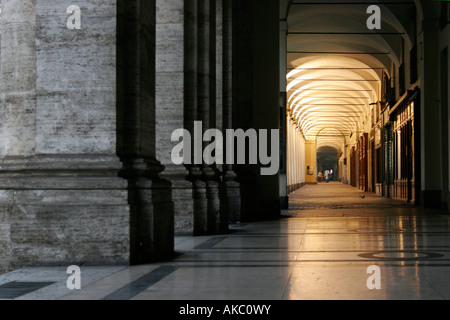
[0,155,131,271]
[193,180,208,236]
[280,196,289,210]
[121,158,175,264]
[207,181,221,235]
[159,165,195,236]
[220,180,241,229]
[288,183,306,194]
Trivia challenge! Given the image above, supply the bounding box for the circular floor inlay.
[347,228,406,233]
[358,251,445,261]
[374,252,427,259]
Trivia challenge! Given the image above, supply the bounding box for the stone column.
[232,0,280,221]
[0,0,36,157]
[419,18,443,207]
[184,0,208,235]
[117,0,175,263]
[155,0,195,236]
[220,0,241,226]
[251,0,280,219]
[0,0,38,273]
[279,20,288,208]
[198,0,222,235]
[439,23,449,209]
[0,0,137,271]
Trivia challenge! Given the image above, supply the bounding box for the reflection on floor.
[1,183,449,300]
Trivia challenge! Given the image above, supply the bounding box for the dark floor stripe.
[195,236,228,249]
[102,266,178,300]
[0,282,55,299]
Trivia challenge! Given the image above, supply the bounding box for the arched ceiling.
[286,0,415,152]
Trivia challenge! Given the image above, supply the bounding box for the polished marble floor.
[1,183,450,300]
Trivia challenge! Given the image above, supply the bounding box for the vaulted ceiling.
[284,0,416,155]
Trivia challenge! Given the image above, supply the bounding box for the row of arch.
[285,1,416,156]
[281,0,448,203]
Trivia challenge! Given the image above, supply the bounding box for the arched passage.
[0,0,448,273]
[282,0,448,209]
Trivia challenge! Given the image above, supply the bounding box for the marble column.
[198,0,221,235]
[232,0,280,221]
[155,0,195,236]
[0,0,134,271]
[439,23,449,210]
[220,0,241,226]
[185,0,208,235]
[279,20,288,209]
[419,18,443,208]
[118,0,175,263]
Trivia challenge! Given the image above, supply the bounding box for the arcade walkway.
[1,183,450,300]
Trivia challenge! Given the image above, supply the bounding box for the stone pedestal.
[220,178,241,227]
[121,159,174,263]
[159,165,195,236]
[0,155,130,270]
